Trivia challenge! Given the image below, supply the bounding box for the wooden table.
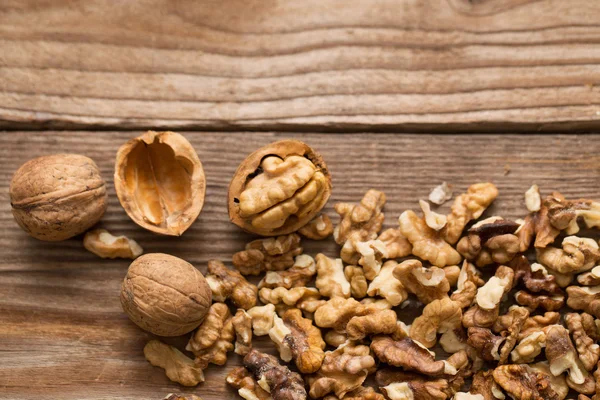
[1,1,600,400]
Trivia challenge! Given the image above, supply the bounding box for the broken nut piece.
[537,235,600,275]
[429,182,453,205]
[205,260,257,310]
[258,254,316,290]
[232,309,253,356]
[83,229,143,259]
[114,131,205,236]
[228,140,332,236]
[226,366,271,400]
[243,349,307,400]
[233,233,303,276]
[334,189,386,245]
[420,199,448,231]
[144,340,204,387]
[399,210,462,268]
[367,260,408,306]
[411,297,463,348]
[298,214,334,240]
[393,259,450,304]
[316,253,351,298]
[525,184,542,212]
[376,228,412,259]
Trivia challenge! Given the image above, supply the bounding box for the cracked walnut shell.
[114,131,205,236]
[120,253,212,336]
[228,140,331,236]
[10,154,108,241]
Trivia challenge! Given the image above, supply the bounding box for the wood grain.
[1,132,600,400]
[1,1,600,131]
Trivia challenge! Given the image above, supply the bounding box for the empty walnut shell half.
[114,131,205,236]
[228,140,332,236]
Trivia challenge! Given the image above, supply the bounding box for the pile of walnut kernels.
[158,187,600,399]
[9,133,600,400]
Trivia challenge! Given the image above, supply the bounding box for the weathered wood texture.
[1,1,600,131]
[1,132,600,400]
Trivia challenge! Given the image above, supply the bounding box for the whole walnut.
[121,253,212,336]
[9,154,108,241]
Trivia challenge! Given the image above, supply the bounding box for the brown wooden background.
[1,0,600,399]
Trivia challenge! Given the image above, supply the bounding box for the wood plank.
[1,1,600,131]
[1,132,600,399]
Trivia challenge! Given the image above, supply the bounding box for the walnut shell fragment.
[83,229,143,259]
[143,340,204,386]
[120,253,212,336]
[228,140,332,236]
[10,154,108,241]
[114,131,205,236]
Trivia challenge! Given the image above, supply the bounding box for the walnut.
[258,254,316,290]
[511,256,561,294]
[545,266,574,288]
[334,189,386,245]
[537,236,600,274]
[83,229,143,259]
[528,362,570,400]
[162,395,203,400]
[143,340,204,386]
[439,328,472,355]
[511,331,547,363]
[228,140,331,236]
[393,259,450,304]
[341,386,385,400]
[232,309,253,356]
[525,184,542,212]
[441,183,499,245]
[259,287,324,315]
[324,330,349,348]
[492,306,529,364]
[205,260,256,311]
[308,341,376,399]
[299,214,334,240]
[278,308,326,374]
[244,349,307,400]
[429,182,453,205]
[545,325,587,385]
[514,290,564,311]
[226,366,271,400]
[457,218,520,267]
[341,239,388,280]
[315,254,351,298]
[467,328,505,362]
[451,261,484,309]
[314,297,388,333]
[454,393,485,400]
[346,310,398,340]
[380,379,449,400]
[247,304,276,336]
[345,265,368,299]
[114,131,205,236]
[492,364,563,400]
[120,253,212,336]
[444,265,462,288]
[520,312,561,340]
[367,260,408,306]
[463,266,514,329]
[377,228,413,259]
[470,370,505,400]
[371,336,456,376]
[577,266,600,286]
[233,234,303,276]
[10,154,107,241]
[399,210,462,267]
[186,303,234,368]
[420,199,448,230]
[544,192,593,230]
[411,297,462,348]
[567,286,600,318]
[565,313,600,371]
[517,209,560,252]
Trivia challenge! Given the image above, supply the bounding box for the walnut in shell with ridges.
[114,131,205,236]
[10,154,107,241]
[120,253,212,336]
[228,140,332,236]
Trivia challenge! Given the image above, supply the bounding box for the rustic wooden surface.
[1,0,600,131]
[0,132,599,400]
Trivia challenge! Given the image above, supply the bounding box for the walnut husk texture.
[120,253,212,336]
[10,154,107,241]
